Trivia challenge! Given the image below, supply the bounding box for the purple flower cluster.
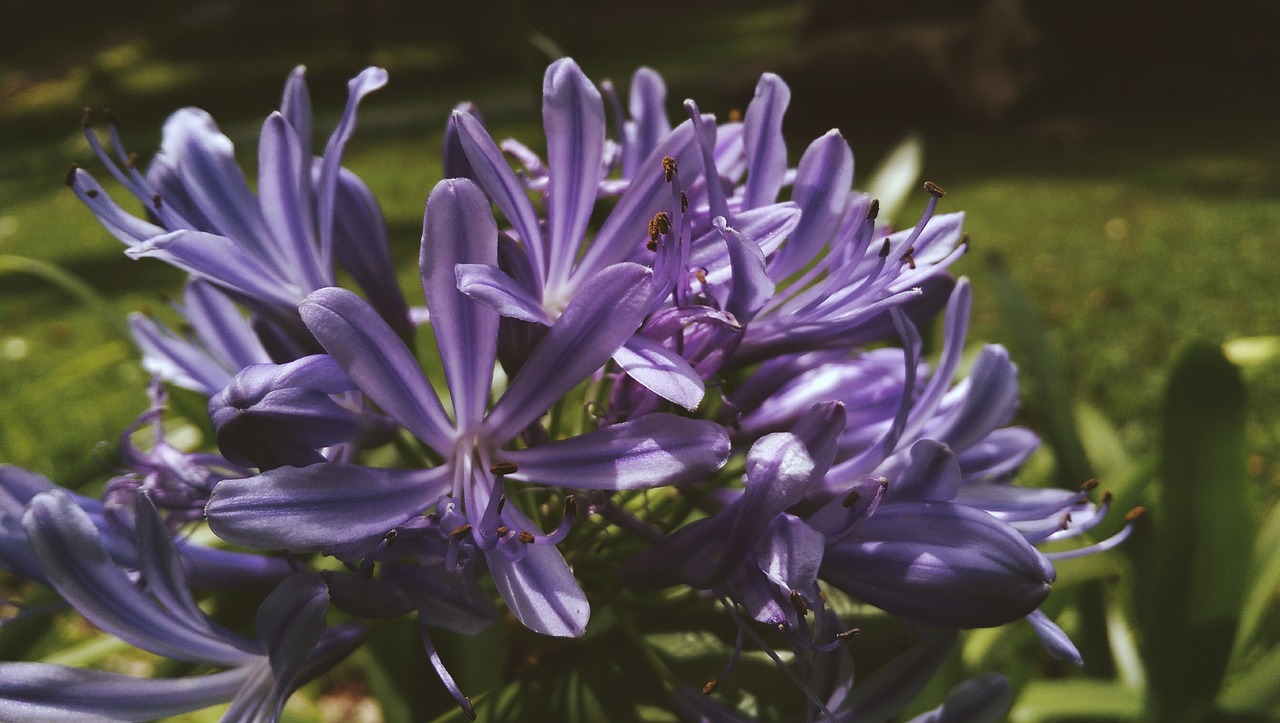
[0,60,1139,720]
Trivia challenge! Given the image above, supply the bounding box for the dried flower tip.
[702,677,719,695]
[384,529,398,544]
[518,530,536,544]
[867,198,880,220]
[490,461,519,475]
[448,523,473,539]
[662,156,678,182]
[1125,506,1146,522]
[64,164,79,187]
[86,189,99,199]
[923,180,946,196]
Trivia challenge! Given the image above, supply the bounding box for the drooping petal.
[455,263,554,324]
[126,229,303,311]
[499,413,729,490]
[543,58,606,290]
[484,527,590,637]
[0,662,257,723]
[279,66,313,181]
[421,179,500,431]
[741,73,791,209]
[24,491,260,666]
[822,501,1056,628]
[206,464,451,552]
[301,287,455,453]
[485,263,653,442]
[613,335,705,410]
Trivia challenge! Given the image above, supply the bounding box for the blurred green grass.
[1,1,1277,497]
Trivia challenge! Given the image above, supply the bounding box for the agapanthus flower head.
[0,55,1145,722]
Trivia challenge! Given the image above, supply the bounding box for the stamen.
[125,152,138,170]
[564,495,578,519]
[923,180,946,196]
[64,164,78,187]
[878,238,891,257]
[1125,506,1146,522]
[104,108,121,126]
[448,523,472,539]
[790,589,810,616]
[835,627,860,641]
[902,246,916,270]
[1045,507,1144,561]
[87,189,99,199]
[419,618,476,720]
[702,677,719,695]
[728,108,742,122]
[867,198,880,220]
[662,156,678,183]
[152,193,163,210]
[490,461,519,475]
[681,191,689,213]
[496,525,510,536]
[648,211,672,251]
[81,106,91,129]
[518,530,535,544]
[1081,478,1099,492]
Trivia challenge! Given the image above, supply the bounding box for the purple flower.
[206,178,731,638]
[68,66,411,350]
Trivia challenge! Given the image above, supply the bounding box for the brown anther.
[152,193,163,209]
[790,589,810,615]
[961,232,971,249]
[104,108,120,126]
[496,525,511,536]
[1058,513,1071,531]
[702,677,719,695]
[518,530,536,544]
[1081,478,1100,491]
[817,590,828,602]
[80,106,92,129]
[836,627,861,641]
[681,191,689,212]
[384,529,398,545]
[878,238,891,258]
[1125,506,1146,522]
[877,476,889,490]
[695,268,708,285]
[86,189,99,198]
[490,461,519,475]
[842,489,860,508]
[662,156,678,182]
[648,211,672,250]
[728,108,743,122]
[867,198,880,220]
[923,180,946,196]
[564,495,578,518]
[448,523,473,539]
[125,152,138,170]
[426,512,439,522]
[903,247,917,270]
[1102,490,1114,504]
[64,164,78,187]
